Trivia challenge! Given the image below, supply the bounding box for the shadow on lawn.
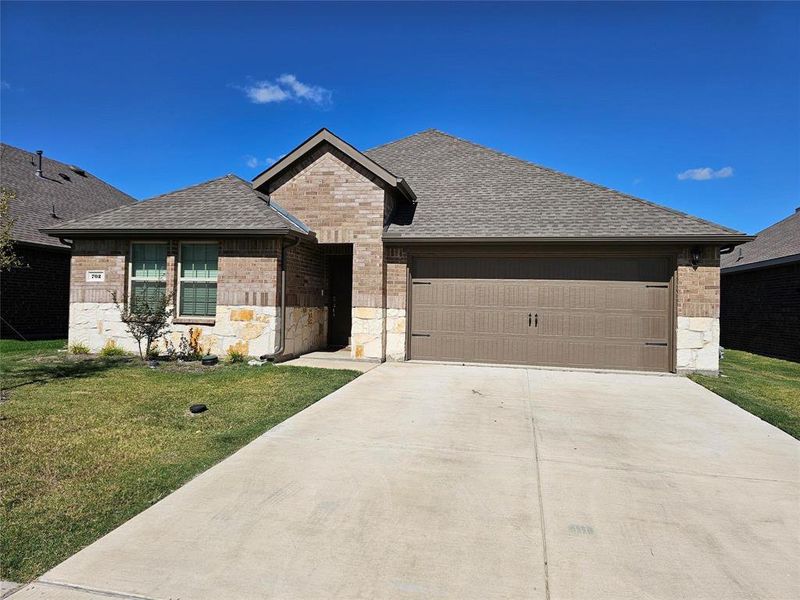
[2,356,133,391]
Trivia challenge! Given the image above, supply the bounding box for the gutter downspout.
[260,236,300,362]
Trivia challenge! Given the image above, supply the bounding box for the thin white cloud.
[1,80,11,90]
[243,155,278,169]
[677,166,734,181]
[241,74,331,106]
[245,82,289,104]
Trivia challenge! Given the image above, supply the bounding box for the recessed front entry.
[409,255,673,372]
[327,254,353,348]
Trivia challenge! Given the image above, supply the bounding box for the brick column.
[676,246,721,375]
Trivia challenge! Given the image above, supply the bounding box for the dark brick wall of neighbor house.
[721,262,800,362]
[1,244,70,339]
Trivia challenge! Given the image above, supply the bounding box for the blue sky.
[2,1,798,234]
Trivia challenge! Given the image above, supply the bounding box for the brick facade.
[676,246,720,318]
[67,238,282,357]
[268,146,400,359]
[284,239,325,309]
[217,239,279,307]
[675,246,721,374]
[70,239,128,303]
[61,147,727,372]
[268,146,390,309]
[1,244,70,339]
[721,262,800,362]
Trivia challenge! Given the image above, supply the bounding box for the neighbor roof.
[42,174,310,238]
[1,143,135,248]
[366,130,749,243]
[721,209,800,272]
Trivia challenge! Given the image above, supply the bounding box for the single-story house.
[1,143,135,339]
[42,129,751,374]
[720,208,799,362]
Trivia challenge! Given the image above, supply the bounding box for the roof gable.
[42,174,310,238]
[252,128,416,202]
[1,143,135,248]
[367,130,749,242]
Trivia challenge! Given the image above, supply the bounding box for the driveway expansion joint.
[525,370,551,600]
[539,456,799,485]
[34,580,163,600]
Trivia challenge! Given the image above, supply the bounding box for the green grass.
[0,340,359,582]
[690,349,800,439]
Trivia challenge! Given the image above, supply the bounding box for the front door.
[327,255,353,348]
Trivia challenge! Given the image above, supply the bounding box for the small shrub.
[99,341,127,357]
[227,347,246,363]
[175,328,209,361]
[111,289,173,360]
[69,342,90,355]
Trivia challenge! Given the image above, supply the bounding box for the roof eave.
[41,227,312,239]
[382,234,756,245]
[721,252,800,274]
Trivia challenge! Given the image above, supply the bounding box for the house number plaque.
[85,270,106,282]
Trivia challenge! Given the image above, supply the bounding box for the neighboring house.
[720,209,800,362]
[1,143,136,339]
[42,129,750,374]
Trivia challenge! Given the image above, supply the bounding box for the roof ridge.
[226,172,273,203]
[365,129,437,153]
[401,129,743,236]
[226,173,308,233]
[756,209,799,235]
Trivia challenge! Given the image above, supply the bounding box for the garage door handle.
[411,333,431,337]
[529,313,538,327]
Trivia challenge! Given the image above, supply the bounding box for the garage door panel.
[410,256,672,371]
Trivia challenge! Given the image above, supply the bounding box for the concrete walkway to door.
[11,363,799,600]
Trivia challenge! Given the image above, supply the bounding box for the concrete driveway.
[12,363,799,600]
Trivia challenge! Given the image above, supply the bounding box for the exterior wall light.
[690,247,702,268]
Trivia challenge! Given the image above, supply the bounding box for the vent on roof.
[69,165,87,177]
[59,172,71,181]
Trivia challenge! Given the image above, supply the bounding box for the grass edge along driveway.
[0,339,359,583]
[690,349,800,440]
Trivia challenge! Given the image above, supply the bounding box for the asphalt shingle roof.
[1,143,135,248]
[721,209,800,270]
[42,174,309,236]
[366,130,744,240]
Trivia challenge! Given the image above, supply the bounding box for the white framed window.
[178,242,218,318]
[129,242,168,308]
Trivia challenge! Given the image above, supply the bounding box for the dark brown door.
[409,255,672,372]
[327,255,352,348]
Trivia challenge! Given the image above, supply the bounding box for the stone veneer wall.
[676,246,721,375]
[68,238,281,357]
[267,145,398,360]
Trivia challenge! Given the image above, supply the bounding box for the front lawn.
[0,340,359,582]
[690,349,800,440]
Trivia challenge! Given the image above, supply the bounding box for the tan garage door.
[409,255,673,372]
